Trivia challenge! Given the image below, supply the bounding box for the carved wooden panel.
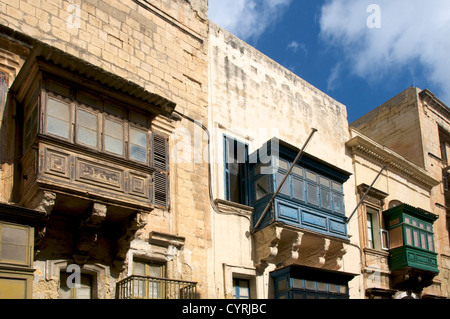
[44,148,70,179]
[129,172,150,199]
[75,158,124,192]
[32,142,153,208]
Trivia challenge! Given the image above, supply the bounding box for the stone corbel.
[276,230,303,268]
[297,236,331,268]
[253,225,283,270]
[33,191,56,251]
[114,211,149,270]
[33,191,57,216]
[74,203,107,262]
[324,241,347,271]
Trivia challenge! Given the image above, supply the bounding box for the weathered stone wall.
[351,87,425,168]
[0,0,211,298]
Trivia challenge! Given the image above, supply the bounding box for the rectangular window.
[59,272,92,299]
[104,118,124,156]
[133,260,165,299]
[367,212,374,249]
[129,127,148,163]
[76,109,98,148]
[46,97,70,139]
[233,278,250,299]
[0,223,30,266]
[381,229,389,251]
[366,208,382,250]
[224,136,248,205]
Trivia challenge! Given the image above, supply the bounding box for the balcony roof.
[384,203,439,223]
[6,33,176,118]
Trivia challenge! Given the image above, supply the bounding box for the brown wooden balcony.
[116,275,198,299]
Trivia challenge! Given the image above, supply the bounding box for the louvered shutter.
[0,72,8,109]
[152,132,169,209]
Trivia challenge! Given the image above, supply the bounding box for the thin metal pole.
[253,128,318,231]
[346,165,387,224]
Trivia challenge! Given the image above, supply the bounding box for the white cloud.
[287,41,307,55]
[319,0,450,104]
[327,63,342,92]
[208,0,292,42]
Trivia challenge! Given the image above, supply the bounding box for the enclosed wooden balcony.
[384,204,439,292]
[249,139,352,271]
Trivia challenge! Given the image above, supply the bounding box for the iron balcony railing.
[116,275,198,299]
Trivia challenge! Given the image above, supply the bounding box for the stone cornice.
[347,129,440,191]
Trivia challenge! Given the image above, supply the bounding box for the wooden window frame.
[223,135,249,206]
[0,222,33,268]
[233,278,251,299]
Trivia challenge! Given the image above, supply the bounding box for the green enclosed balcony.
[384,204,439,291]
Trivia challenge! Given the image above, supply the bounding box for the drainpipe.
[253,128,318,232]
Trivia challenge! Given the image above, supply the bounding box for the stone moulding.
[347,132,440,191]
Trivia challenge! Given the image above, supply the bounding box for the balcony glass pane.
[255,175,270,201]
[77,110,97,148]
[328,284,338,293]
[413,230,419,248]
[421,233,427,250]
[332,181,342,192]
[292,166,303,176]
[317,282,327,292]
[305,280,315,290]
[277,159,289,171]
[307,183,318,206]
[104,119,123,155]
[333,193,344,214]
[306,171,316,182]
[319,177,330,187]
[47,98,70,139]
[321,188,331,210]
[277,172,290,196]
[292,278,303,289]
[389,227,403,249]
[292,178,304,201]
[130,128,147,163]
[428,235,434,252]
[405,228,412,245]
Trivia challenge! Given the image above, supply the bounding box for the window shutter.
[0,72,8,109]
[152,132,169,209]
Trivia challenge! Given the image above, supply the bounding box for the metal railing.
[116,275,198,299]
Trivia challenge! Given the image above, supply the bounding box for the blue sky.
[208,0,450,123]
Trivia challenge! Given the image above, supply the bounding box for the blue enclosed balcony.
[248,139,352,271]
[249,139,351,240]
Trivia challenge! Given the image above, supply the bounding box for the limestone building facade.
[0,0,210,299]
[0,0,448,300]
[350,88,450,298]
[208,22,361,299]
